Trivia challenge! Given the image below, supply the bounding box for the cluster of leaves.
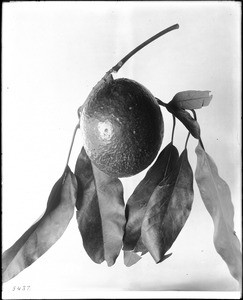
[2,91,241,285]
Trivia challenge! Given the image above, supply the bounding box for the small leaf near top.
[169,90,212,110]
[195,141,242,283]
[2,166,77,283]
[141,149,194,263]
[75,147,125,267]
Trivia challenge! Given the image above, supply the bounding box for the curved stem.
[77,105,83,118]
[191,109,205,150]
[171,115,176,144]
[65,123,80,168]
[199,138,205,150]
[106,24,179,76]
[191,109,197,121]
[156,97,167,107]
[185,131,190,149]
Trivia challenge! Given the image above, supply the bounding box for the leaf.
[195,142,242,283]
[123,236,148,267]
[133,236,148,255]
[123,143,179,252]
[75,147,125,267]
[2,166,77,283]
[169,90,212,110]
[141,149,194,263]
[166,104,201,139]
[123,251,142,267]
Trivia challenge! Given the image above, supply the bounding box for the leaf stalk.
[171,115,176,144]
[185,132,190,149]
[66,123,80,168]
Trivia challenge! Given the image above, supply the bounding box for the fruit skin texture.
[80,76,164,178]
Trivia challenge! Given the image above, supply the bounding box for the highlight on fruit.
[2,24,241,287]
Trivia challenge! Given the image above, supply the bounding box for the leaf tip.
[106,256,117,267]
[124,250,142,267]
[156,252,173,264]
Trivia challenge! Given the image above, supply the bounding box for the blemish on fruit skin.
[82,78,163,177]
[98,120,114,141]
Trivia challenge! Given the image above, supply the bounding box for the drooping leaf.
[141,149,194,263]
[169,90,212,110]
[166,104,201,139]
[133,236,148,255]
[123,250,142,267]
[2,166,77,283]
[195,142,242,283]
[123,143,179,253]
[123,236,148,267]
[75,147,125,267]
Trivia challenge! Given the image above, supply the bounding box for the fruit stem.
[65,123,80,168]
[191,109,205,150]
[106,24,179,76]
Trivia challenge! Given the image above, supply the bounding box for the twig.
[106,24,179,76]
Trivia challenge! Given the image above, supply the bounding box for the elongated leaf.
[123,250,142,267]
[169,90,212,110]
[195,142,242,283]
[133,236,148,255]
[2,166,77,283]
[166,104,201,139]
[75,147,125,266]
[141,149,194,263]
[123,236,147,267]
[123,143,179,252]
